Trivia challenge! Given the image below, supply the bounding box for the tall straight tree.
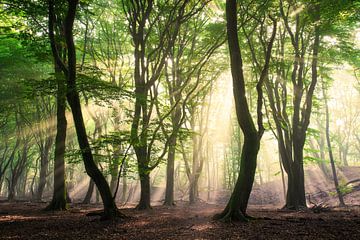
[47,0,121,219]
[46,4,68,210]
[45,61,68,210]
[215,0,276,221]
[322,81,346,206]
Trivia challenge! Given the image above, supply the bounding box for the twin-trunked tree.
[265,0,356,209]
[47,0,120,219]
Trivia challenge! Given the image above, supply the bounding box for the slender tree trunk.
[7,179,16,201]
[8,141,28,202]
[342,148,349,166]
[279,153,286,202]
[48,0,120,219]
[132,87,152,210]
[82,179,94,204]
[109,156,119,195]
[36,138,53,201]
[164,136,176,206]
[189,132,201,204]
[17,169,28,198]
[324,87,345,206]
[189,177,198,204]
[121,169,127,204]
[46,65,67,210]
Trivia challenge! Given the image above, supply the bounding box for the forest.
[0,0,359,239]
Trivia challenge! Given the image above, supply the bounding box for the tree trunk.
[189,177,198,204]
[342,147,349,166]
[36,137,53,201]
[48,0,119,219]
[206,152,211,201]
[17,169,28,198]
[279,153,286,201]
[132,86,152,210]
[109,160,119,195]
[164,136,176,206]
[121,171,127,204]
[137,171,151,210]
[284,142,307,209]
[216,136,260,221]
[7,179,16,202]
[324,86,345,206]
[46,64,67,210]
[8,141,28,202]
[214,0,263,222]
[83,179,94,204]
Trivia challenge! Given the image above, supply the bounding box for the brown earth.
[1,201,359,240]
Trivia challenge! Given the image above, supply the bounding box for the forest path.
[0,201,359,239]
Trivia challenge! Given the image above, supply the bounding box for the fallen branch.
[345,179,360,186]
[307,194,330,213]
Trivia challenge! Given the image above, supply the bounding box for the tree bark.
[82,179,94,204]
[48,0,120,219]
[164,136,176,206]
[8,140,28,202]
[214,0,262,222]
[36,136,53,201]
[46,69,67,210]
[324,86,345,206]
[137,170,151,210]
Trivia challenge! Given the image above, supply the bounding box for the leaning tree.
[214,0,276,221]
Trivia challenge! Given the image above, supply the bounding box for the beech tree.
[214,0,276,221]
[47,0,122,219]
[264,0,357,209]
[122,0,208,210]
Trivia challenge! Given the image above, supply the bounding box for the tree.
[264,0,320,209]
[47,0,121,219]
[264,0,358,210]
[122,0,207,210]
[162,13,226,205]
[46,52,68,209]
[322,81,345,206]
[214,0,276,222]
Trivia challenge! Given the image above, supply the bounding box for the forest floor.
[0,201,359,240]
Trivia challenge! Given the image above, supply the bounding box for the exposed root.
[280,204,307,211]
[44,200,67,211]
[163,201,176,207]
[244,213,257,220]
[310,203,330,213]
[213,209,249,223]
[86,209,128,221]
[135,203,152,211]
